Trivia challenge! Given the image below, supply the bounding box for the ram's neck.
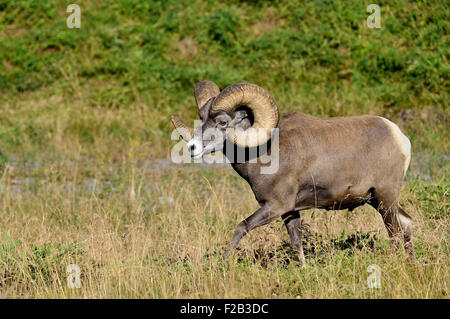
[230,161,251,184]
[222,139,272,183]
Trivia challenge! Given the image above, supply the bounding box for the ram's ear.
[233,110,247,122]
[194,81,220,109]
[171,115,193,141]
[229,110,251,131]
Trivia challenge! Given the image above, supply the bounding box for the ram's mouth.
[191,144,216,160]
[191,152,203,160]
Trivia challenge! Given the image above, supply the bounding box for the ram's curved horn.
[194,81,220,109]
[211,83,279,148]
[171,115,193,141]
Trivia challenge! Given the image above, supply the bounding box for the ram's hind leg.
[282,211,306,266]
[370,190,416,260]
[398,206,416,260]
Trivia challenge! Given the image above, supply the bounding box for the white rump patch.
[380,117,411,176]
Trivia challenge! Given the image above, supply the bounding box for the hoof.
[296,255,306,267]
[222,249,232,260]
[405,252,417,264]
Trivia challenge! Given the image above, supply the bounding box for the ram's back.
[258,113,412,209]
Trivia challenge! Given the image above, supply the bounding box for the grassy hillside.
[0,0,448,161]
[0,1,448,298]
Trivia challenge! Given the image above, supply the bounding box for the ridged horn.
[211,83,279,148]
[194,81,220,109]
[171,115,193,141]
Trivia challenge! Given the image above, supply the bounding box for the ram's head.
[171,82,279,159]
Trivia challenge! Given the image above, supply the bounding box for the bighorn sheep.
[171,81,415,264]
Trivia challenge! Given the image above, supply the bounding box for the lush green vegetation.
[0,0,448,159]
[0,0,448,298]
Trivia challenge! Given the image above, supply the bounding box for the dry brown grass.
[0,155,447,298]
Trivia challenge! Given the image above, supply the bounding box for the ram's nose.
[186,139,203,157]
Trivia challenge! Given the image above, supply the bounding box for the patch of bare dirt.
[172,36,198,59]
[251,20,279,37]
[250,7,285,37]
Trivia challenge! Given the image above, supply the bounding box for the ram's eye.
[218,121,227,127]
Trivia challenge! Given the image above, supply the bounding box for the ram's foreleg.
[223,201,292,259]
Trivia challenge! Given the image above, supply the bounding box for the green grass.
[0,0,448,160]
[0,0,448,298]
